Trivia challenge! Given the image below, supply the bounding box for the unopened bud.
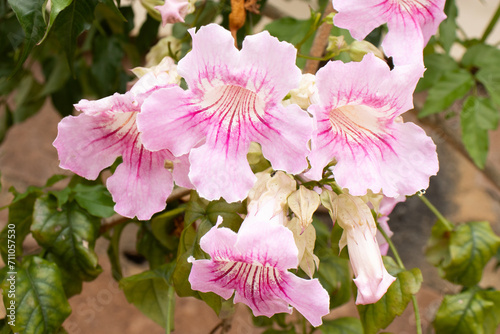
[348,40,385,62]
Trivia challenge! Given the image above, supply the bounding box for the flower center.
[200,85,266,128]
[329,104,395,155]
[396,0,430,14]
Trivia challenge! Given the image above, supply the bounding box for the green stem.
[295,14,322,51]
[297,53,333,61]
[411,295,423,334]
[165,285,175,334]
[377,223,405,269]
[480,1,500,42]
[378,224,422,334]
[418,195,454,231]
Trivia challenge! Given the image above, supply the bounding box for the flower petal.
[137,86,207,155]
[177,24,240,94]
[239,30,302,101]
[254,104,312,174]
[53,112,136,180]
[189,218,330,326]
[189,141,256,202]
[107,147,174,220]
[306,55,437,196]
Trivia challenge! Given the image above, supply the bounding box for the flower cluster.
[54,0,445,324]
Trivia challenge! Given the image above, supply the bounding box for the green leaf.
[434,287,500,334]
[72,183,115,218]
[12,74,45,123]
[0,187,41,263]
[1,256,71,333]
[425,218,452,269]
[444,221,500,286]
[461,96,499,169]
[32,195,102,281]
[7,0,46,73]
[39,55,71,97]
[172,218,223,314]
[476,66,500,106]
[120,263,176,330]
[264,16,316,68]
[90,35,125,96]
[416,53,459,92]
[462,43,500,69]
[137,222,171,269]
[39,0,73,44]
[438,0,458,53]
[98,0,126,21]
[357,257,422,334]
[51,0,98,68]
[321,317,364,334]
[185,191,245,231]
[45,252,83,298]
[45,174,69,187]
[151,207,185,251]
[419,69,474,118]
[317,249,352,309]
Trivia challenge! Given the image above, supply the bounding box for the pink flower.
[155,0,191,25]
[332,0,446,65]
[305,54,438,198]
[53,72,192,220]
[137,24,312,202]
[188,216,330,326]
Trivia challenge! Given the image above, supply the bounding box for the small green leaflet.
[419,69,474,118]
[461,96,499,169]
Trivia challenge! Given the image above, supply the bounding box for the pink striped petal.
[189,218,329,326]
[54,111,137,180]
[139,24,311,202]
[107,147,175,220]
[306,54,438,197]
[54,73,181,219]
[333,0,446,65]
[189,141,256,202]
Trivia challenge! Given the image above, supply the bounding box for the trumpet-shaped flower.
[332,0,446,65]
[137,24,312,202]
[53,71,192,220]
[155,0,194,25]
[305,54,438,198]
[335,193,396,305]
[188,216,330,326]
